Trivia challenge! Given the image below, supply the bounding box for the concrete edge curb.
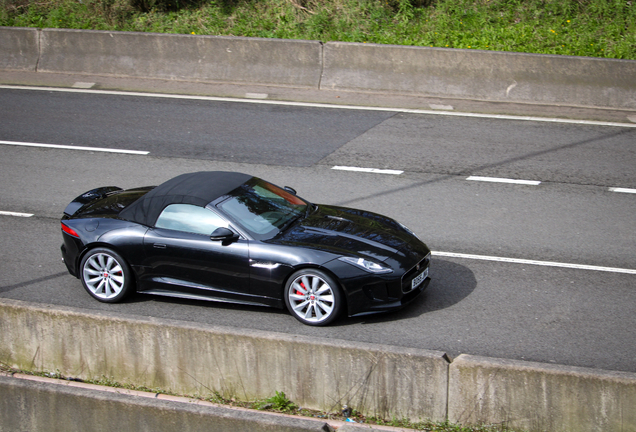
[0,374,336,432]
[0,371,415,431]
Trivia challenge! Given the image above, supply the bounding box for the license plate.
[412,267,428,289]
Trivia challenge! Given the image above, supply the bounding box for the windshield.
[217,178,308,239]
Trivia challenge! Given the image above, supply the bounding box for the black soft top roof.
[119,171,252,226]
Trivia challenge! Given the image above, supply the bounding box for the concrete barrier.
[0,374,334,432]
[448,354,636,432]
[37,28,323,87]
[0,27,39,71]
[0,298,449,422]
[2,27,635,109]
[321,41,636,109]
[2,299,636,431]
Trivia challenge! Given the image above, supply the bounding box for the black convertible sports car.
[61,172,431,326]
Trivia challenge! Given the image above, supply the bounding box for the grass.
[1,0,634,59]
[1,364,521,431]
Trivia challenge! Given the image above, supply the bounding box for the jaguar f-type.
[60,171,431,326]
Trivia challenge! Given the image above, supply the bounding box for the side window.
[155,204,228,236]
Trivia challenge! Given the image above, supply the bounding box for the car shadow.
[0,272,69,294]
[342,258,477,326]
[124,290,287,315]
[118,258,475,326]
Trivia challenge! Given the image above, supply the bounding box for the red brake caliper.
[296,281,305,296]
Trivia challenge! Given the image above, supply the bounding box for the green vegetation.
[254,390,298,412]
[2,364,520,431]
[1,0,634,59]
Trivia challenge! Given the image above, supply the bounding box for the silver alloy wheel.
[82,252,125,300]
[287,273,336,324]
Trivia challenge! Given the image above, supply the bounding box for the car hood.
[267,205,428,263]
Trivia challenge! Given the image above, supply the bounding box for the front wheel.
[80,248,133,303]
[284,269,343,326]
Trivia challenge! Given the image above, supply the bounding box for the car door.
[140,204,251,300]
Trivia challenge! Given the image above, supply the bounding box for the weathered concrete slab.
[0,298,449,421]
[448,354,636,432]
[0,27,39,71]
[0,374,334,432]
[38,28,322,88]
[321,41,636,109]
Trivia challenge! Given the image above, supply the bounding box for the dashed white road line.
[432,251,636,275]
[2,85,636,128]
[0,140,149,155]
[0,211,33,217]
[466,176,541,185]
[332,166,404,175]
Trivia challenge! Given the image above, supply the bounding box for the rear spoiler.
[63,186,122,217]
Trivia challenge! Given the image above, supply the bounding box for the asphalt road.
[1,86,635,373]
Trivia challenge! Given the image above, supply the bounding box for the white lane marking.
[2,85,636,128]
[609,187,636,194]
[332,166,404,175]
[429,104,454,111]
[0,140,149,155]
[245,93,268,99]
[0,211,34,217]
[432,251,636,275]
[466,176,541,185]
[72,82,96,89]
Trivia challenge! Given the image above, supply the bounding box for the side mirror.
[210,227,238,241]
[284,186,297,195]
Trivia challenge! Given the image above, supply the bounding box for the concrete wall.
[0,27,39,71]
[38,28,323,87]
[0,299,449,422]
[1,27,635,109]
[2,299,636,431]
[321,41,636,109]
[0,374,334,432]
[448,354,636,432]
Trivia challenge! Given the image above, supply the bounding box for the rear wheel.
[80,248,133,303]
[284,269,343,326]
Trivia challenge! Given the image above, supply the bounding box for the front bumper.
[326,254,432,317]
[350,275,431,317]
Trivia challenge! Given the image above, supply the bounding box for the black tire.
[79,247,133,303]
[284,269,343,326]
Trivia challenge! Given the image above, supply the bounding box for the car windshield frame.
[215,178,309,240]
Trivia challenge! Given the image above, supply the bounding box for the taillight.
[61,223,80,238]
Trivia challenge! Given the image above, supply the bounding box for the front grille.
[401,254,431,293]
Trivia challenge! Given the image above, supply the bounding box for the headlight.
[338,256,393,274]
